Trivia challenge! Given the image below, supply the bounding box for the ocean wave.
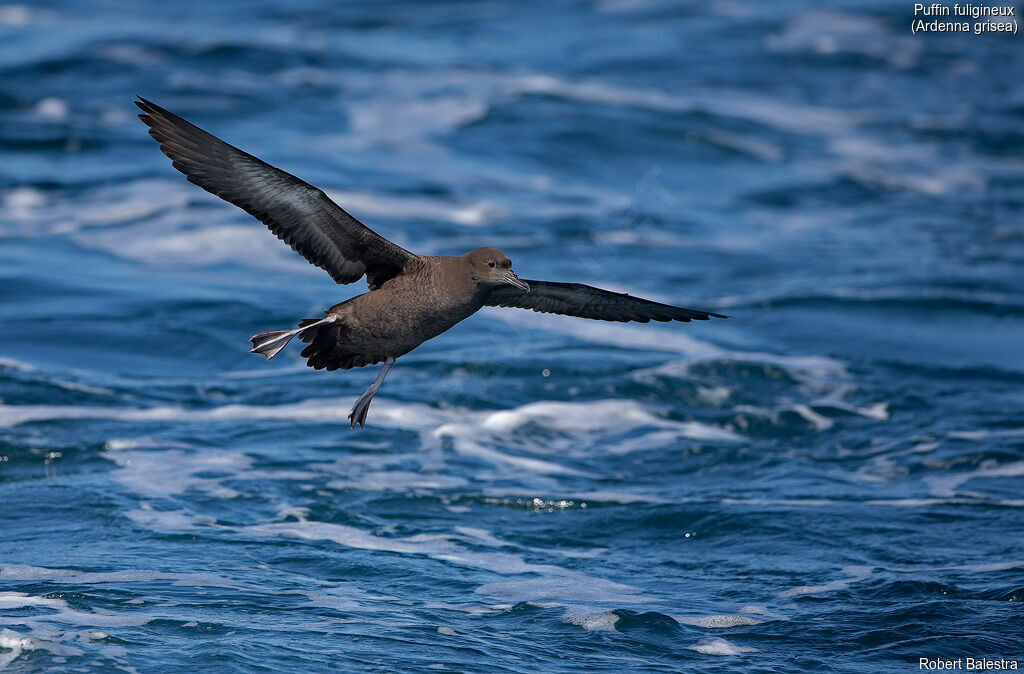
[3,0,1023,667]
[0,564,241,589]
[677,614,766,628]
[687,637,758,655]
[0,397,444,430]
[0,627,81,669]
[562,609,620,631]
[2,395,742,478]
[925,460,1024,499]
[766,11,921,68]
[779,565,874,598]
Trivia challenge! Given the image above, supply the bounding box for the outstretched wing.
[136,97,419,289]
[486,280,727,323]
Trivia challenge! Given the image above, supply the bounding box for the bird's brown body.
[136,97,726,427]
[303,255,492,370]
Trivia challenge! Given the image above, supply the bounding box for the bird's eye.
[487,261,496,268]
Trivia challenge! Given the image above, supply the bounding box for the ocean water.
[2,0,1023,671]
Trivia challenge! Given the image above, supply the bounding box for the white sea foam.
[849,455,908,484]
[388,69,986,202]
[829,135,985,195]
[790,404,834,431]
[239,517,646,613]
[346,93,490,148]
[703,129,784,161]
[430,419,584,476]
[482,488,661,505]
[766,11,920,68]
[125,508,218,532]
[327,470,468,492]
[592,227,695,248]
[488,309,847,391]
[2,186,47,220]
[719,497,1024,509]
[925,460,1024,499]
[245,520,455,557]
[0,591,151,629]
[324,190,505,227]
[635,341,887,430]
[562,610,620,631]
[476,576,644,605]
[0,357,114,396]
[80,630,109,641]
[738,605,788,620]
[0,356,36,372]
[836,559,1024,579]
[32,97,69,121]
[0,592,67,610]
[780,565,873,597]
[948,560,1024,574]
[99,444,321,530]
[244,519,597,588]
[5,177,478,275]
[864,498,968,507]
[312,65,970,223]
[454,526,514,549]
[720,498,838,507]
[478,399,740,441]
[31,398,713,534]
[0,4,35,26]
[4,180,189,234]
[96,43,166,66]
[428,398,740,476]
[677,614,766,628]
[0,564,241,589]
[104,449,253,499]
[948,428,1024,440]
[830,401,890,421]
[1,564,402,654]
[511,74,857,136]
[104,437,191,452]
[0,628,80,668]
[76,181,191,227]
[687,637,758,655]
[284,580,399,613]
[0,398,444,430]
[71,181,504,273]
[327,68,859,158]
[0,586,158,669]
[82,223,312,274]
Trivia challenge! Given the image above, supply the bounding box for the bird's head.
[464,247,529,292]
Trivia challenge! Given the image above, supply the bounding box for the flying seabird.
[136,97,727,428]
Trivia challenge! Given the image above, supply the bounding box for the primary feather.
[135,97,419,289]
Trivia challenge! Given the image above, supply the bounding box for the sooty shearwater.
[137,97,727,428]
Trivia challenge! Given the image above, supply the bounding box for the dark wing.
[136,97,419,289]
[486,280,727,323]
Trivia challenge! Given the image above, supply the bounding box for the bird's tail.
[249,316,336,360]
[249,329,299,360]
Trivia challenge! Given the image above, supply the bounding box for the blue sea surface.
[2,0,1023,671]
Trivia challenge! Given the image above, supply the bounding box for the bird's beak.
[502,271,529,292]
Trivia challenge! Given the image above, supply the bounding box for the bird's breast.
[330,275,485,356]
